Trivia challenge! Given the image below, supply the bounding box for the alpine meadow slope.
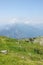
[0,36,43,65]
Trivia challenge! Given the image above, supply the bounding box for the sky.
[0,0,43,26]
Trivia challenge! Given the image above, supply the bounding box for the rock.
[0,50,8,54]
[21,56,25,59]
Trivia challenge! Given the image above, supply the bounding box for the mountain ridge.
[0,23,43,39]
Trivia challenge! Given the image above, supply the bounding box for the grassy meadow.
[0,36,43,65]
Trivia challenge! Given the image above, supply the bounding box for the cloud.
[0,17,43,26]
[23,18,43,25]
[8,18,18,24]
[0,17,18,25]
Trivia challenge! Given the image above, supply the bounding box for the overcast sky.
[0,0,43,26]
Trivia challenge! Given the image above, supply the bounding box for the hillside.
[0,36,43,65]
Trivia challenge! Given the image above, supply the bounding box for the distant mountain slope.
[0,23,43,38]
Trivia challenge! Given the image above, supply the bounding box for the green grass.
[0,36,43,65]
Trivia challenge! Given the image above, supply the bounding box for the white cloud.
[0,17,43,26]
[8,18,18,24]
[24,21,30,24]
[0,17,18,25]
[23,18,43,26]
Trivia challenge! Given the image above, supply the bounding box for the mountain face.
[0,23,43,39]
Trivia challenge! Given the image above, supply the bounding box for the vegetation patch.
[0,36,43,65]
